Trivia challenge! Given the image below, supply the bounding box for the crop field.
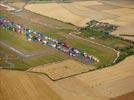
[53,56,134,100]
[76,55,134,98]
[0,0,134,100]
[1,56,133,100]
[28,59,95,80]
[14,10,76,30]
[0,70,62,100]
[24,0,134,41]
[24,1,105,27]
[8,2,26,9]
[111,23,134,41]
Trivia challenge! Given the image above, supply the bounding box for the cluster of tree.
[116,46,134,63]
[80,20,118,38]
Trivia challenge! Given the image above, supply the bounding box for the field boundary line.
[27,68,95,81]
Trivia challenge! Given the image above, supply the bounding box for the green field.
[0,8,118,69]
[0,44,66,70]
[79,24,132,49]
[0,29,49,53]
[78,23,134,64]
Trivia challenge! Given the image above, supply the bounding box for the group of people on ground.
[0,16,99,64]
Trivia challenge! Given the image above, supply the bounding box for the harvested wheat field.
[24,1,105,27]
[25,3,91,27]
[24,1,134,27]
[8,2,26,9]
[0,70,62,100]
[0,56,134,100]
[0,69,108,100]
[50,56,134,100]
[24,1,116,27]
[24,0,134,41]
[110,23,134,41]
[29,59,95,80]
[100,0,134,9]
[76,55,134,98]
[111,92,134,100]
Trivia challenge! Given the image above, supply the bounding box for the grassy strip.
[23,53,65,67]
[0,11,117,67]
[0,29,48,53]
[0,45,66,70]
[78,22,134,66]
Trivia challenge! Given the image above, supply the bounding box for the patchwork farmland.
[25,0,134,41]
[0,0,134,100]
[0,55,134,100]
